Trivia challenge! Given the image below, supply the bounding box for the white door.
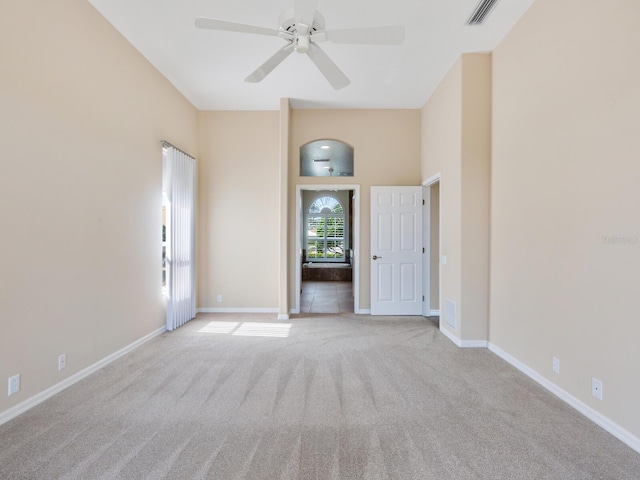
[370,186,423,315]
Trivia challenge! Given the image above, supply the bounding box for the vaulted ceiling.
[88,0,534,110]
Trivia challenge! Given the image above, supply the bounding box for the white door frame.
[294,184,361,314]
[422,173,441,317]
[422,184,431,317]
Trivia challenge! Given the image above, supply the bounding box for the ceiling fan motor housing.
[279,8,325,53]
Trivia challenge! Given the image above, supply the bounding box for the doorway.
[422,175,441,324]
[294,185,360,314]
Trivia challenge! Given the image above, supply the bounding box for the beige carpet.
[1,313,639,479]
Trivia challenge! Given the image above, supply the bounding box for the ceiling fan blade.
[294,0,319,28]
[195,18,280,37]
[320,26,405,45]
[307,44,350,90]
[245,44,295,83]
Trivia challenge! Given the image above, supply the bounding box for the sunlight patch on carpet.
[198,321,291,338]
[198,322,240,334]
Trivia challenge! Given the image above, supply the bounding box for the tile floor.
[300,281,354,314]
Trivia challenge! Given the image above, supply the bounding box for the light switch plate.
[592,378,603,400]
[8,374,20,396]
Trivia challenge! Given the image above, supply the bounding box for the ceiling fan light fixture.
[294,33,310,53]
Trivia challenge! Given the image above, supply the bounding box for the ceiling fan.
[195,0,405,90]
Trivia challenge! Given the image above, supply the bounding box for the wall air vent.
[445,298,457,329]
[466,0,500,26]
[313,158,330,162]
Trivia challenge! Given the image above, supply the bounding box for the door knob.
[372,255,382,260]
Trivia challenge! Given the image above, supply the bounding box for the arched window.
[306,196,345,262]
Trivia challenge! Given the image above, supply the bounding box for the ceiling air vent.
[466,0,500,26]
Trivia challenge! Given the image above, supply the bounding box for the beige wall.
[422,59,462,330]
[421,55,491,341]
[461,55,492,341]
[278,99,290,317]
[491,0,640,437]
[0,0,197,414]
[289,110,422,311]
[197,111,280,310]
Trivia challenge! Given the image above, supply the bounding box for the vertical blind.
[163,143,196,331]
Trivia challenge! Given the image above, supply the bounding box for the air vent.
[466,0,500,25]
[313,158,330,162]
[445,298,457,329]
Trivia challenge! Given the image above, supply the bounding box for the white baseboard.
[488,343,640,455]
[439,325,462,346]
[289,309,369,315]
[461,340,488,348]
[277,314,289,321]
[430,309,441,317]
[289,309,367,315]
[438,326,487,348]
[197,307,279,314]
[0,326,166,427]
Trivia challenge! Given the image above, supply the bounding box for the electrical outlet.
[8,374,20,396]
[592,378,603,400]
[58,353,66,371]
[217,294,223,303]
[552,357,560,374]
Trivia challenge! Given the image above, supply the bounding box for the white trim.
[291,308,367,316]
[439,325,462,346]
[422,173,443,340]
[352,189,360,314]
[422,185,431,317]
[488,343,640,455]
[277,314,290,320]
[0,326,166,427]
[430,309,441,316]
[197,308,279,314]
[295,185,361,315]
[422,172,441,187]
[461,340,488,348]
[438,326,488,348]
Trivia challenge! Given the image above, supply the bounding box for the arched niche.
[300,139,354,177]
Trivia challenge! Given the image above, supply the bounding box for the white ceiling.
[88,0,534,110]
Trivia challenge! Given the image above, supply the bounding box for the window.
[162,143,196,330]
[306,196,345,261]
[162,192,167,293]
